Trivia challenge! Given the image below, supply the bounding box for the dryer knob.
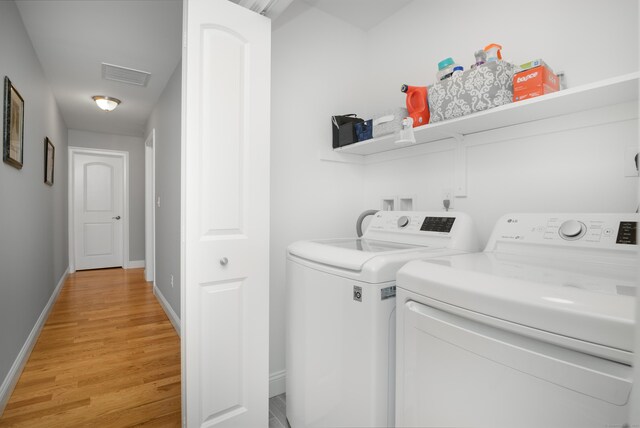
[397,216,410,228]
[559,220,586,240]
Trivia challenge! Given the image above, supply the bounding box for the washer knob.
[397,216,410,228]
[558,220,586,240]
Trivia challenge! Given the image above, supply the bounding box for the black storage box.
[332,114,364,148]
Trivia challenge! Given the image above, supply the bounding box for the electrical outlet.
[170,274,174,287]
[442,188,453,210]
[157,196,161,207]
[624,146,639,177]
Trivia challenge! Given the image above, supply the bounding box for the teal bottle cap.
[438,57,454,70]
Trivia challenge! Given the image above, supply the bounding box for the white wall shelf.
[333,72,639,156]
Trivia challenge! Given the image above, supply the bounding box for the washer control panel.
[489,213,638,249]
[368,211,457,234]
[421,216,456,233]
[363,211,478,249]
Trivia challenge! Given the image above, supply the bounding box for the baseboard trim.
[269,369,286,398]
[0,267,69,415]
[153,285,181,336]
[126,260,145,269]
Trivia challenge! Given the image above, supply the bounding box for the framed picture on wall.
[3,76,25,169]
[44,137,54,185]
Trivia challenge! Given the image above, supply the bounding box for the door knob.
[220,257,229,266]
[112,215,121,220]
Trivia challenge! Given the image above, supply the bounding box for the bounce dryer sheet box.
[513,60,559,102]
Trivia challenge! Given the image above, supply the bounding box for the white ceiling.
[15,0,409,138]
[16,0,182,138]
[298,0,412,30]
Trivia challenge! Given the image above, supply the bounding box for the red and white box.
[513,60,559,102]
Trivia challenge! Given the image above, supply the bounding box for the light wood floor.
[0,268,181,427]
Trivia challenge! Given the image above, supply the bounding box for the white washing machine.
[286,211,479,428]
[396,213,638,428]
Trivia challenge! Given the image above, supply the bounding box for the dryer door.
[396,298,632,428]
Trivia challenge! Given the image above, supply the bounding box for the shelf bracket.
[319,149,365,165]
[439,130,464,143]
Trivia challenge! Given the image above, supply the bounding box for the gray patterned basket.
[428,61,517,123]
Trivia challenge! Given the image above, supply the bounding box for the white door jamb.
[145,130,156,283]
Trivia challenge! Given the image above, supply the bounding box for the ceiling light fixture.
[92,95,121,112]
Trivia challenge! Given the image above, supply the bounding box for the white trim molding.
[144,129,156,283]
[153,285,181,336]
[0,268,69,414]
[126,260,145,269]
[269,369,286,398]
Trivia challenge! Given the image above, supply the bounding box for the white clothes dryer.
[286,211,479,428]
[396,213,638,428]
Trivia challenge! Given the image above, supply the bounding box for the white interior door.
[182,1,271,427]
[73,151,125,270]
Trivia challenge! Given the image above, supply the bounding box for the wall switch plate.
[170,274,174,287]
[157,196,161,207]
[624,146,639,177]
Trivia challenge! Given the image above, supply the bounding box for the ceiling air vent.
[101,62,151,87]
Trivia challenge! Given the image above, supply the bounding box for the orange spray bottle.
[401,84,429,127]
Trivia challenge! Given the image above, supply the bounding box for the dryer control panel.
[487,213,638,253]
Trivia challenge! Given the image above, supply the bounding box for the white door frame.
[144,129,156,283]
[68,146,130,273]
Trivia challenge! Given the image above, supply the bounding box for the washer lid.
[287,238,428,271]
[396,253,637,352]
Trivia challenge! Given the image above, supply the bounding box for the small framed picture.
[44,137,54,185]
[3,76,25,169]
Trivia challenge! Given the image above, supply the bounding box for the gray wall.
[68,129,145,262]
[146,62,182,318]
[0,0,68,397]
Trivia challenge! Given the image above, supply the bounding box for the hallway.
[0,269,181,427]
